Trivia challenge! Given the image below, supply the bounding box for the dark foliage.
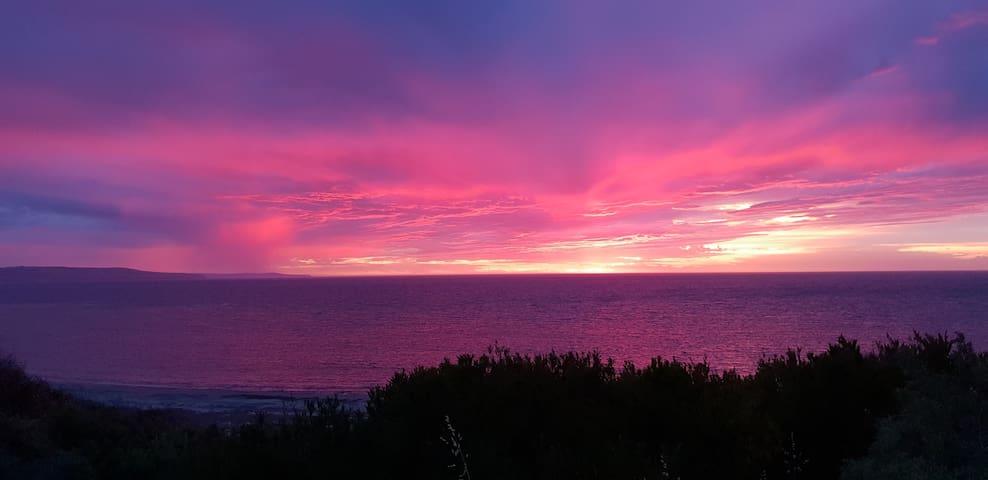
[0,355,179,479]
[1,333,985,479]
[842,333,988,480]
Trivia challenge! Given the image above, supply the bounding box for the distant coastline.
[0,266,310,283]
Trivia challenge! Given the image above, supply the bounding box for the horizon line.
[3,264,987,279]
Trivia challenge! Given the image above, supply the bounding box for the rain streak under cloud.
[1,0,987,274]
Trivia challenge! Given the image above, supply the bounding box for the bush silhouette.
[0,333,985,479]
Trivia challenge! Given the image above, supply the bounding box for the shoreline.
[57,382,368,423]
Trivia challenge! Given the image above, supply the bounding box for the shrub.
[1,332,984,479]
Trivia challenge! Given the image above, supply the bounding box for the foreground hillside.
[1,333,985,479]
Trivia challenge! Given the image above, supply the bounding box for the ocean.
[1,272,986,412]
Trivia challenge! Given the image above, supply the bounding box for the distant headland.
[0,266,310,283]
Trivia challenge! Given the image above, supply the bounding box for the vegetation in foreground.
[1,333,985,480]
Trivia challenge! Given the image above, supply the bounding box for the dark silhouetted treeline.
[2,333,986,479]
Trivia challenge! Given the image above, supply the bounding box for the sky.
[1,1,987,275]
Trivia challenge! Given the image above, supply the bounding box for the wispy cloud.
[0,1,986,273]
[891,243,988,260]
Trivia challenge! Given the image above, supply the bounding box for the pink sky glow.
[1,1,987,274]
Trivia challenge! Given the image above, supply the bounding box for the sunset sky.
[1,1,987,274]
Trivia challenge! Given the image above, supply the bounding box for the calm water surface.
[1,272,986,407]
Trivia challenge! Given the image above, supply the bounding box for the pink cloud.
[940,10,988,33]
[2,2,988,274]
